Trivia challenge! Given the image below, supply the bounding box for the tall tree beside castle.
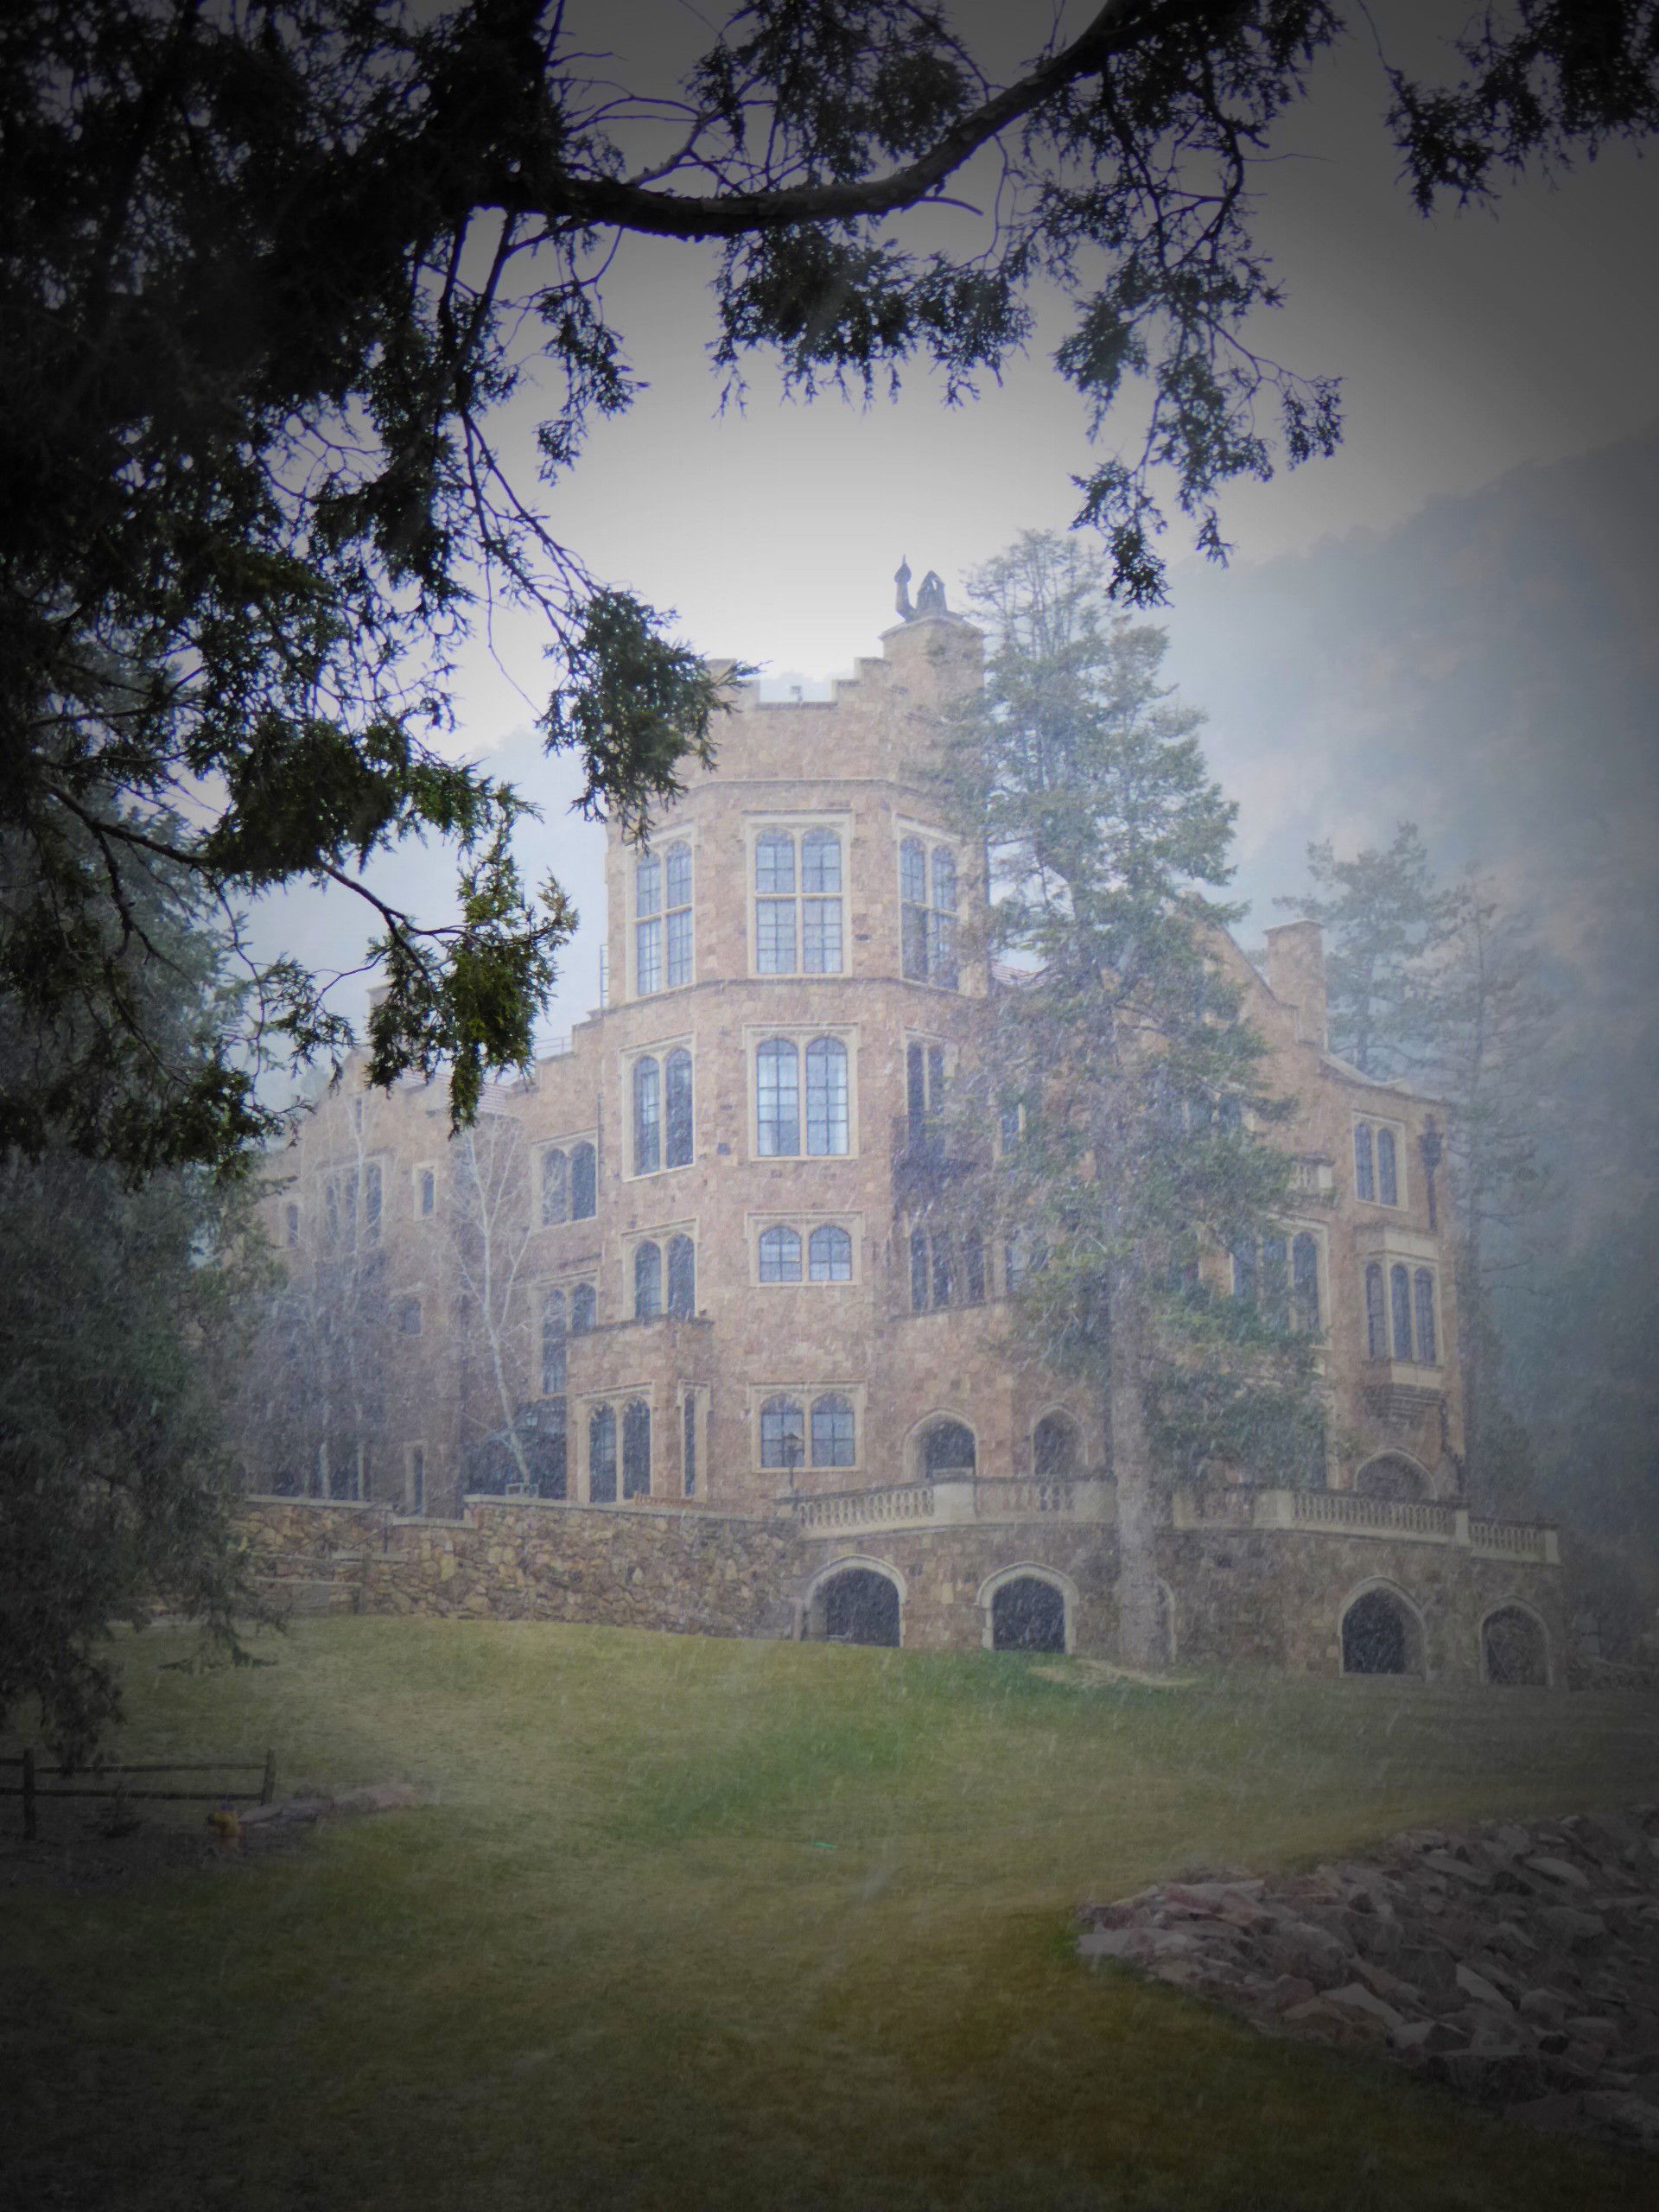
[944,534,1320,1667]
[0,814,267,1755]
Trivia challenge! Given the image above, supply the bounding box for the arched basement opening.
[1340,1586,1424,1677]
[1355,1453,1429,1501]
[1482,1605,1549,1687]
[990,1575,1067,1654]
[817,1567,900,1648]
[1033,1413,1078,1477]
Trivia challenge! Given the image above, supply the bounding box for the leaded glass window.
[759,1225,802,1281]
[1365,1263,1386,1359]
[1355,1122,1376,1202]
[665,1047,693,1167]
[760,1395,805,1471]
[541,1147,568,1224]
[1390,1262,1413,1360]
[1377,1126,1398,1206]
[756,1038,799,1155]
[804,1035,848,1154]
[1414,1268,1437,1363]
[807,1224,852,1281]
[634,1240,662,1319]
[633,1056,660,1174]
[570,1142,596,1219]
[1292,1232,1320,1330]
[666,1234,696,1318]
[589,1405,617,1503]
[622,1400,652,1498]
[810,1394,856,1469]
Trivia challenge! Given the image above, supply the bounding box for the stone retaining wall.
[240,1496,1567,1681]
[241,1497,797,1638]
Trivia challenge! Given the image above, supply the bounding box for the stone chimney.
[1264,919,1327,1049]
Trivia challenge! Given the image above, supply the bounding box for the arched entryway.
[804,1561,903,1648]
[1354,1453,1432,1502]
[1340,1583,1426,1677]
[918,1417,976,1478]
[1481,1604,1549,1687]
[1033,1413,1079,1477]
[978,1566,1075,1655]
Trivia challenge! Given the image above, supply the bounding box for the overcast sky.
[248,4,1659,1051]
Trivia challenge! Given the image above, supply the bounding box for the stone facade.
[245,593,1559,1677]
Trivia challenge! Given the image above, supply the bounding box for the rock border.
[1078,1806,1659,2156]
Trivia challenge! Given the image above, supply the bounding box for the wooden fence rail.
[0,1749,276,1840]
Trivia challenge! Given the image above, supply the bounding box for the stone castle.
[245,586,1562,1685]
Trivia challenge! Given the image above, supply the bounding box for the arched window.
[635,850,663,994]
[1364,1262,1386,1359]
[666,1233,696,1318]
[1377,1126,1398,1206]
[665,1047,694,1167]
[1232,1243,1257,1302]
[1292,1233,1320,1330]
[808,1224,852,1281]
[634,1240,663,1319]
[899,837,928,979]
[804,1036,849,1154]
[1341,1586,1422,1676]
[570,1281,596,1333]
[1033,1414,1078,1477]
[588,1404,617,1503]
[754,830,798,972]
[1262,1234,1289,1325]
[664,842,693,988]
[963,1230,986,1303]
[1390,1263,1413,1359]
[622,1400,652,1498]
[810,1394,856,1468]
[910,1226,929,1311]
[1414,1268,1437,1363]
[756,1038,799,1155]
[682,1391,697,1498]
[570,1141,597,1219]
[760,1395,805,1471]
[759,1224,803,1281]
[921,1419,976,1476]
[931,1230,954,1309]
[632,1056,660,1174]
[541,1147,568,1224]
[1355,1122,1376,1202]
[799,829,843,974]
[900,836,959,986]
[541,1289,567,1395]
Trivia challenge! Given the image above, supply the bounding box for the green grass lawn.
[4,1621,1658,2211]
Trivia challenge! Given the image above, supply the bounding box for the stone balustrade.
[1171,1483,1558,1562]
[785,1473,1116,1536]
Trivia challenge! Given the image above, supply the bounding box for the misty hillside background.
[1164,425,1659,1577]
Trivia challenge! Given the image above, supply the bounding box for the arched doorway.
[1033,1413,1079,1477]
[1482,1605,1549,1687]
[816,1567,901,1648]
[1355,1454,1429,1502]
[919,1419,976,1478]
[1340,1586,1424,1676]
[989,1574,1068,1654]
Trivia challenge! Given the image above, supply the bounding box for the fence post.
[260,1749,276,1806]
[22,1747,36,1841]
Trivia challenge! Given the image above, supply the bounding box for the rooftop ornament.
[894,558,949,620]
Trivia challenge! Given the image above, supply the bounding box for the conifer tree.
[1282,825,1459,1077]
[944,533,1320,1667]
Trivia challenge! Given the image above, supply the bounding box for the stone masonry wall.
[240,1497,1567,1684]
[242,1497,797,1637]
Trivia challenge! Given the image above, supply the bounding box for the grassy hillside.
[4,1619,1656,2211]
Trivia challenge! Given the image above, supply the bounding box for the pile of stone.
[1078,1805,1659,2155]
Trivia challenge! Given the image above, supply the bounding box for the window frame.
[745,1025,859,1159]
[747,1212,862,1287]
[895,819,963,990]
[630,830,696,999]
[743,813,851,979]
[534,1131,599,1224]
[623,1041,693,1179]
[1353,1114,1408,1208]
[747,1382,867,1476]
[623,1222,696,1321]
